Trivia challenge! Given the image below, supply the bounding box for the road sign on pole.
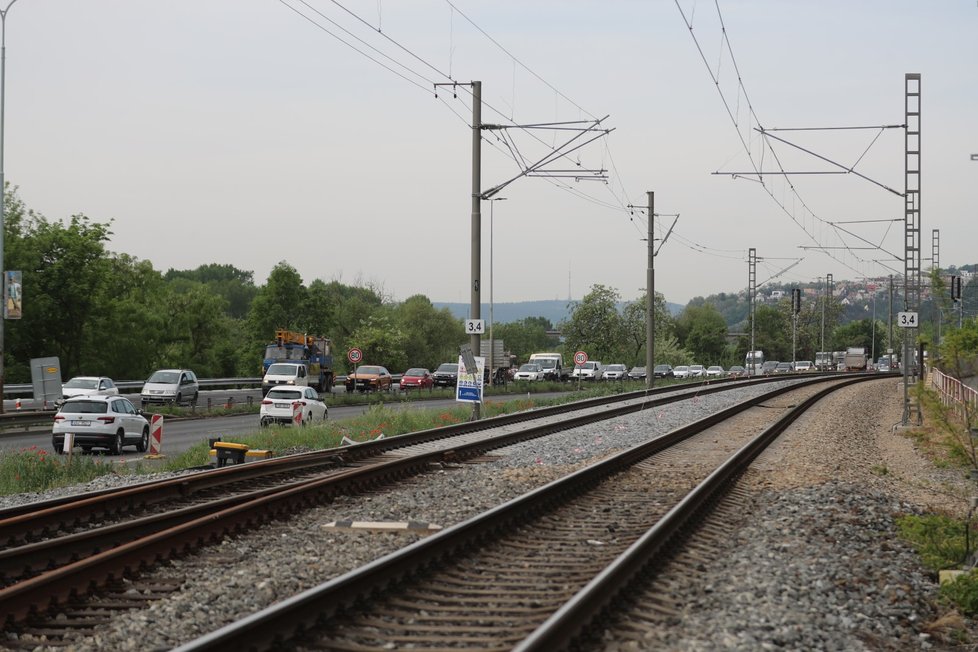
[897,311,918,328]
[574,351,588,366]
[347,348,363,364]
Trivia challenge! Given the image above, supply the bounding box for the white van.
[262,362,310,396]
[528,352,567,382]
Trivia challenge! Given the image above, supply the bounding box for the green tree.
[561,285,625,363]
[493,317,558,363]
[348,313,408,372]
[674,303,728,364]
[621,291,675,365]
[395,295,464,370]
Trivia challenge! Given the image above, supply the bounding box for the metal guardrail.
[3,377,263,396]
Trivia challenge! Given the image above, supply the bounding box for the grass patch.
[0,446,146,496]
[161,391,589,472]
[897,513,972,572]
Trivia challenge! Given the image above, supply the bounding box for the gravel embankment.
[2,378,973,651]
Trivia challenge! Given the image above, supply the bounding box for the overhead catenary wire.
[674,0,901,281]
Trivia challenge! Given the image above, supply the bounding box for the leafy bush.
[941,571,978,616]
[897,513,971,572]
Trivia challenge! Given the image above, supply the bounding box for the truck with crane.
[262,329,334,394]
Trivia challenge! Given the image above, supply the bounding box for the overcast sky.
[5,1,976,306]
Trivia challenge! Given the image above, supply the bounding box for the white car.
[705,366,725,377]
[794,361,814,372]
[59,376,120,406]
[52,395,149,455]
[260,386,328,427]
[600,364,628,381]
[572,361,602,380]
[141,369,199,406]
[513,363,545,382]
[673,365,691,379]
[688,364,705,378]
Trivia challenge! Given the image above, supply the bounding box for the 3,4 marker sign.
[465,319,485,335]
[897,311,918,328]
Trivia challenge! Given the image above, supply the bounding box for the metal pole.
[646,191,654,388]
[871,282,876,364]
[888,274,894,355]
[470,81,482,420]
[488,197,505,388]
[0,1,16,414]
[820,277,825,355]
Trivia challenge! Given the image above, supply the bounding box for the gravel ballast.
[2,378,974,651]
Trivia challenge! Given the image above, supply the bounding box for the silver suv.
[140,369,199,406]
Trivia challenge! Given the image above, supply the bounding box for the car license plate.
[274,402,289,408]
[71,420,90,427]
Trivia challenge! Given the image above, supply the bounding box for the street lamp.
[488,197,506,386]
[0,0,18,413]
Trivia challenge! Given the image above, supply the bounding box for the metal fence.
[928,367,978,426]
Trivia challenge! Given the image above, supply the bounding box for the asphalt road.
[0,388,565,460]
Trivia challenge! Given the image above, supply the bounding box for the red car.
[399,367,434,391]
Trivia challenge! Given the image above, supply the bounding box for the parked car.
[673,365,691,379]
[600,364,628,381]
[572,361,602,381]
[652,364,674,378]
[513,363,545,382]
[399,367,434,391]
[345,365,393,392]
[705,365,725,377]
[727,365,747,378]
[688,364,705,378]
[774,362,794,374]
[761,361,780,376]
[59,376,119,407]
[260,386,328,427]
[52,395,149,455]
[432,363,460,388]
[140,369,199,406]
[794,361,814,372]
[628,366,648,380]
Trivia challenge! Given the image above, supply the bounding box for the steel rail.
[0,376,791,624]
[170,375,860,652]
[0,375,773,532]
[514,374,872,651]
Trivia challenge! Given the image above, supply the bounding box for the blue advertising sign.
[455,354,485,403]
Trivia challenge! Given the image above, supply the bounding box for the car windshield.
[608,365,626,371]
[64,378,98,389]
[405,368,427,376]
[708,366,723,371]
[59,400,109,414]
[654,365,670,371]
[675,366,689,371]
[356,366,383,375]
[436,364,458,373]
[267,363,299,375]
[148,371,180,384]
[519,364,540,372]
[730,366,745,372]
[266,389,303,401]
[536,359,557,369]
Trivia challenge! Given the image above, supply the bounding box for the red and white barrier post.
[149,414,164,455]
[292,401,303,426]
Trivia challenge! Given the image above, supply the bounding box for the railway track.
[161,375,876,651]
[0,375,794,634]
